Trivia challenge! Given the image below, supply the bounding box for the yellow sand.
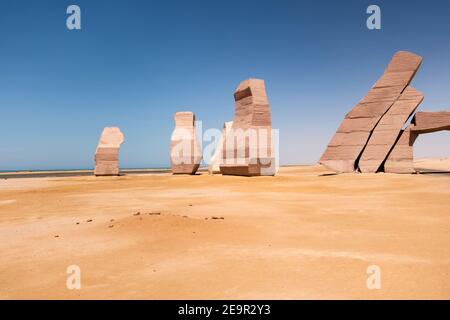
[0,163,449,299]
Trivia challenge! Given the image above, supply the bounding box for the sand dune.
[0,163,449,299]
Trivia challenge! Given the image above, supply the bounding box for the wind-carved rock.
[94,127,124,176]
[320,51,422,173]
[208,121,233,175]
[220,79,277,176]
[170,111,202,174]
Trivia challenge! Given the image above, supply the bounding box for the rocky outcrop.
[320,51,422,173]
[94,127,124,176]
[170,112,202,174]
[220,79,277,176]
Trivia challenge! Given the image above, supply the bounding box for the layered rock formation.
[359,87,424,173]
[208,121,233,175]
[94,127,124,176]
[412,111,450,133]
[320,51,450,174]
[385,111,450,173]
[170,111,202,174]
[320,51,422,173]
[384,124,418,174]
[220,79,277,176]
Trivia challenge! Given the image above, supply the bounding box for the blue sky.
[1,0,450,170]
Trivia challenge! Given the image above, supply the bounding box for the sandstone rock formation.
[385,111,450,173]
[220,79,277,176]
[170,111,202,174]
[384,124,418,174]
[208,121,233,175]
[320,51,422,173]
[94,127,124,176]
[359,87,424,173]
[412,111,450,133]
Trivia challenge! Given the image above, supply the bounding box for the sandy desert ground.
[0,160,449,299]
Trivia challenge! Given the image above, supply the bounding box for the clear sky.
[1,0,450,170]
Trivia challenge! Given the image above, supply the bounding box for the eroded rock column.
[220,79,276,176]
[94,127,124,176]
[170,112,202,174]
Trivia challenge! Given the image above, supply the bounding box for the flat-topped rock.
[220,78,277,176]
[170,112,202,174]
[412,111,450,133]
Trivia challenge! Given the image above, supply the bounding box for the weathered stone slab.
[412,111,450,133]
[94,127,124,176]
[359,86,423,173]
[170,112,202,174]
[220,78,277,176]
[384,124,418,174]
[320,51,422,173]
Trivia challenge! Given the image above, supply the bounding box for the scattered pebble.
[148,212,161,215]
[86,219,93,223]
[188,204,193,207]
[211,216,224,220]
[134,212,141,216]
[54,235,59,238]
[76,222,80,225]
[108,225,114,228]
[182,215,188,218]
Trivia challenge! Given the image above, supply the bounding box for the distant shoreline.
[0,165,304,179]
[1,159,449,179]
[0,168,174,179]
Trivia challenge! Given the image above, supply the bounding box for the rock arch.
[385,111,450,173]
